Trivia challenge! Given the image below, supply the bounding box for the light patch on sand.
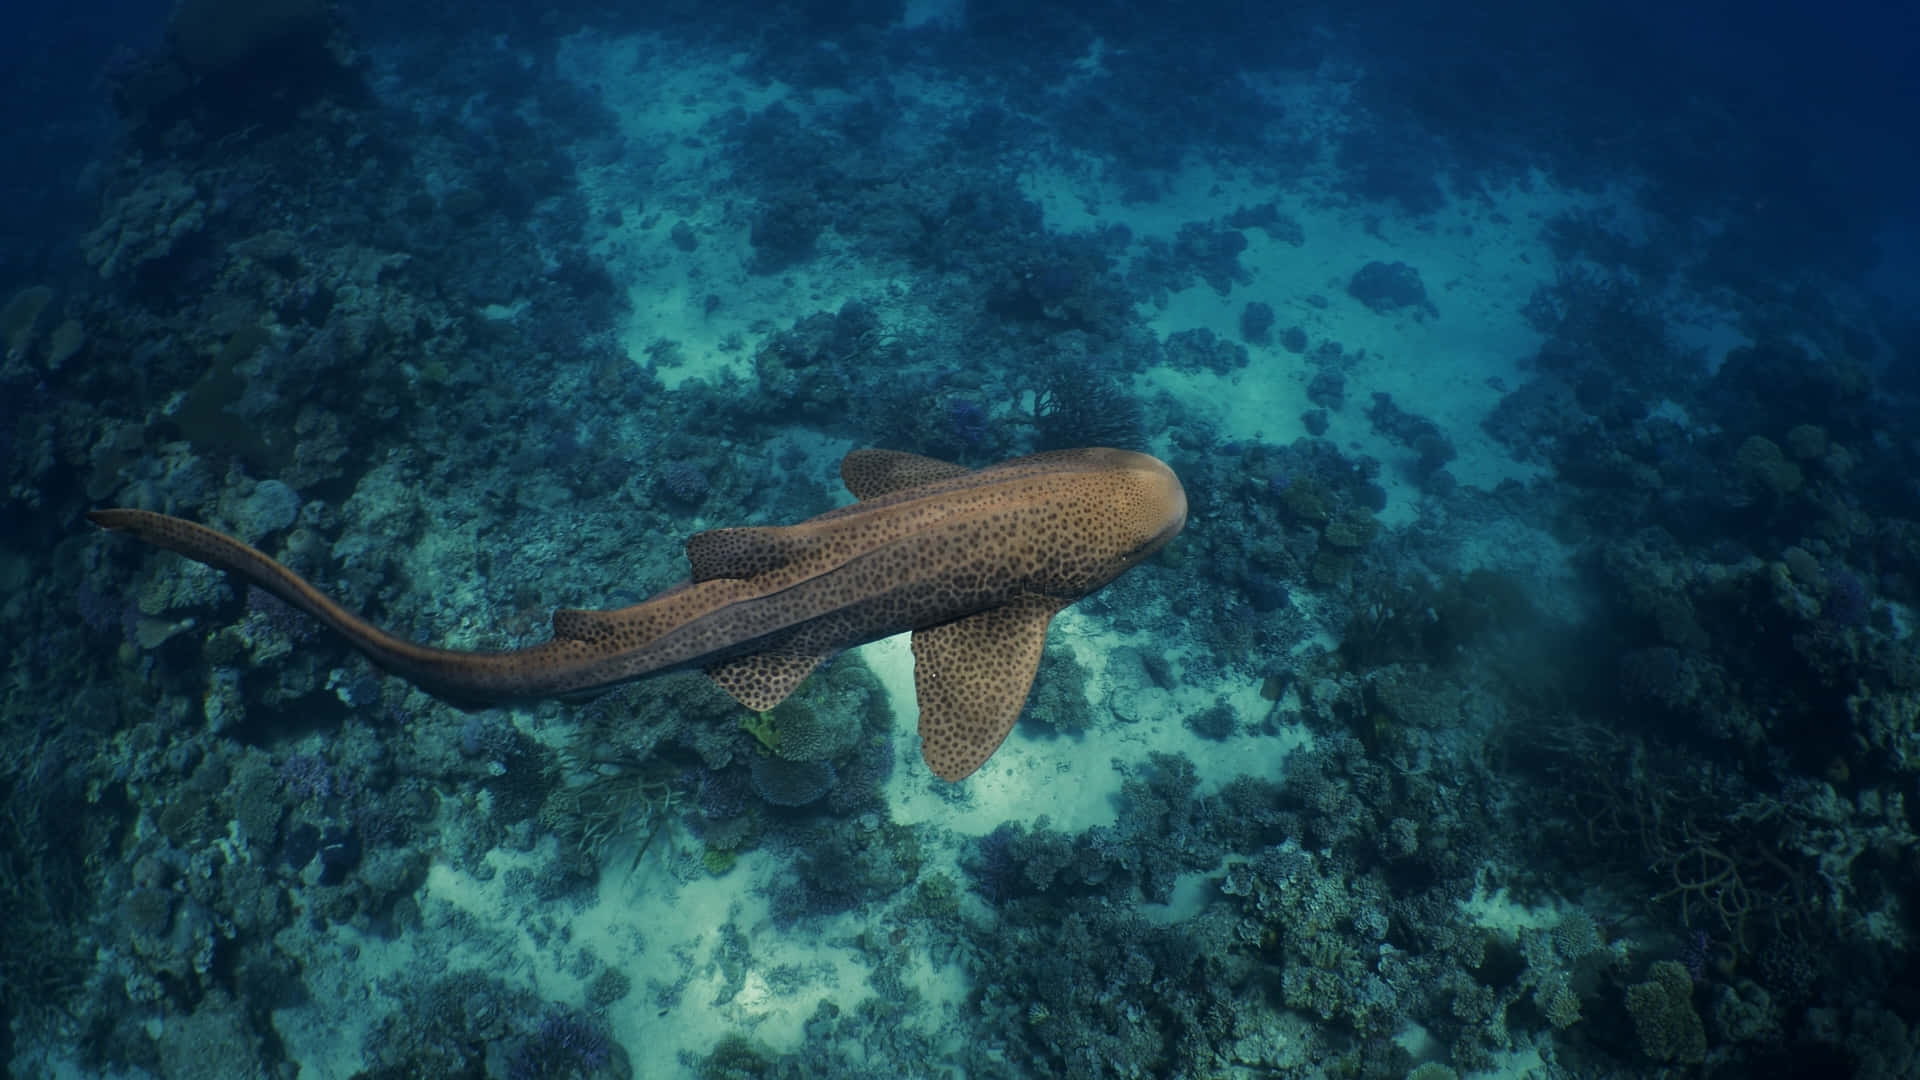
[1458,879,1572,941]
[876,601,1317,838]
[872,628,1139,836]
[271,917,414,1079]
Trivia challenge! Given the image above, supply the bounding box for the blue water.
[4,2,1918,1077]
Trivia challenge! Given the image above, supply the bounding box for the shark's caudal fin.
[87,508,590,704]
[85,508,390,654]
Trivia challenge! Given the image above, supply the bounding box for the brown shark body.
[88,448,1187,780]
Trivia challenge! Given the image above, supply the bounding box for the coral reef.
[6,1,1919,1077]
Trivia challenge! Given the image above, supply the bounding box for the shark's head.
[1043,448,1188,597]
[1110,448,1188,561]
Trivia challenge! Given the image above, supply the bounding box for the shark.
[88,447,1187,780]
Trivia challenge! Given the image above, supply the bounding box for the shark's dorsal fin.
[911,592,1066,781]
[685,526,807,582]
[841,449,971,500]
[707,645,830,712]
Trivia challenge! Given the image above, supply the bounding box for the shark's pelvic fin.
[707,644,831,712]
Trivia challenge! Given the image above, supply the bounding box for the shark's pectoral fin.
[841,449,972,500]
[707,646,830,712]
[911,593,1066,781]
[685,526,808,582]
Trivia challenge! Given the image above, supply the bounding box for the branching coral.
[0,723,97,1020]
[1515,723,1822,967]
[1032,359,1145,450]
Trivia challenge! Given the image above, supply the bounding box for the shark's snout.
[1107,449,1187,554]
[1154,458,1188,541]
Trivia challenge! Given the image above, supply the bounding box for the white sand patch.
[261,764,903,1080]
[626,863,872,1063]
[1673,310,1753,376]
[271,918,412,1079]
[1458,879,1570,940]
[875,624,1141,837]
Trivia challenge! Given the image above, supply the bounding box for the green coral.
[1,284,52,361]
[739,711,780,754]
[736,653,889,762]
[766,698,847,763]
[1538,975,1583,1029]
[700,1033,777,1079]
[1281,961,1348,1019]
[701,846,738,876]
[1023,646,1095,733]
[1309,550,1351,587]
[1550,910,1602,961]
[1710,978,1775,1043]
[538,764,678,868]
[1625,960,1707,1063]
[173,324,293,473]
[1784,423,1828,460]
[1322,507,1379,550]
[901,871,961,923]
[1279,476,1331,524]
[587,966,632,1008]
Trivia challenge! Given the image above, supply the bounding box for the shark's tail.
[86,508,574,703]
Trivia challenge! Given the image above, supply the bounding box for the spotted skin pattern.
[912,593,1064,782]
[87,448,1188,780]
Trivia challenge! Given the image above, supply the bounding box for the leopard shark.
[88,447,1187,780]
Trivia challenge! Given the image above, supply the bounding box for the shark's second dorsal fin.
[841,449,971,500]
[685,526,808,582]
[552,608,621,642]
